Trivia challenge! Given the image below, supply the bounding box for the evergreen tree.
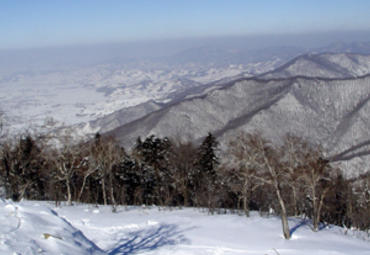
[114,156,142,205]
[133,135,172,205]
[193,133,219,209]
[0,135,47,201]
[197,133,219,176]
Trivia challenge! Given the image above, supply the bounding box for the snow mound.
[0,199,103,255]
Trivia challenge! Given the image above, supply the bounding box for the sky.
[1,0,370,49]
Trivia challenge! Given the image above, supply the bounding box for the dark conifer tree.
[0,135,47,201]
[197,133,219,176]
[114,156,142,205]
[133,135,172,205]
[193,133,219,208]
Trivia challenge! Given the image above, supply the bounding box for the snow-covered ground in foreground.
[1,200,369,255]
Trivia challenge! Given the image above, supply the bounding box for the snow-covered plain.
[1,199,369,255]
[0,60,279,134]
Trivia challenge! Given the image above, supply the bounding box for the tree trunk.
[154,165,164,206]
[183,187,189,207]
[313,187,329,231]
[276,186,291,239]
[292,187,298,216]
[19,181,31,201]
[311,184,319,231]
[101,177,107,206]
[77,175,88,202]
[263,149,290,239]
[242,196,249,217]
[242,179,250,216]
[109,171,116,212]
[66,178,72,206]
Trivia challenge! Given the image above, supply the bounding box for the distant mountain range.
[105,52,370,177]
[260,53,370,79]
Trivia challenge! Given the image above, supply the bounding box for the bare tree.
[226,133,263,216]
[89,134,122,211]
[295,144,336,231]
[231,132,291,239]
[77,160,96,203]
[280,134,315,216]
[50,136,87,205]
[279,134,338,231]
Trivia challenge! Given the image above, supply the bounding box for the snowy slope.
[0,199,103,255]
[1,200,369,255]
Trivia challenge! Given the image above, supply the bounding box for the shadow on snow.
[108,223,191,255]
[290,218,327,236]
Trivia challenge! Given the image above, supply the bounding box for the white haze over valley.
[0,60,279,133]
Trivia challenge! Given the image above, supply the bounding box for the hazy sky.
[1,0,370,49]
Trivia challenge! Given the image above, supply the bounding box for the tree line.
[0,130,369,239]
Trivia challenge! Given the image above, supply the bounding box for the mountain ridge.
[108,73,370,144]
[106,55,370,177]
[258,52,370,79]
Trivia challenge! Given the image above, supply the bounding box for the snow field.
[1,200,369,255]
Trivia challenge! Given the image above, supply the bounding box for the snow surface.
[1,199,369,255]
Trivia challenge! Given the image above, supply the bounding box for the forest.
[0,127,369,239]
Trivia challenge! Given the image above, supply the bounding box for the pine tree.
[0,135,47,201]
[197,133,219,176]
[194,133,219,209]
[114,156,142,205]
[133,135,172,205]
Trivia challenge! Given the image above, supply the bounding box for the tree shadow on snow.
[290,219,327,236]
[108,224,192,255]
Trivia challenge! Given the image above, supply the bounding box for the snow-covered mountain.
[108,53,370,177]
[0,60,281,134]
[79,53,370,136]
[260,53,370,79]
[77,100,163,135]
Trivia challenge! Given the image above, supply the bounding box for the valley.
[2,2,370,254]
